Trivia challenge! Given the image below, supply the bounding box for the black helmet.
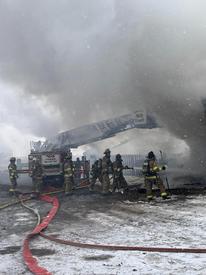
[66,151,72,159]
[116,154,122,160]
[104,148,111,155]
[147,151,155,160]
[10,157,16,162]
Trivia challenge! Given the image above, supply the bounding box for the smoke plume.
[0,0,205,170]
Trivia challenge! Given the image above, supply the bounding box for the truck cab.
[28,151,65,186]
[28,150,90,187]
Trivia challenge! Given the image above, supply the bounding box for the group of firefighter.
[8,149,169,201]
[89,149,131,194]
[89,149,169,200]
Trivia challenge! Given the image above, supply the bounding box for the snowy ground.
[0,186,206,275]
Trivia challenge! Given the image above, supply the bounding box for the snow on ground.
[0,190,206,275]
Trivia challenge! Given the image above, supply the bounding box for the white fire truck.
[28,151,90,186]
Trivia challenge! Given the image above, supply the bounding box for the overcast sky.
[0,0,205,167]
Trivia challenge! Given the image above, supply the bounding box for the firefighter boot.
[161,192,168,200]
[9,188,16,196]
[147,195,154,202]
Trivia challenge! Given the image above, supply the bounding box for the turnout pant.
[145,177,167,199]
[102,173,110,193]
[33,177,43,193]
[113,176,128,192]
[64,176,74,193]
[10,177,17,191]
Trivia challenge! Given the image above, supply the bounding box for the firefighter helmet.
[10,157,16,162]
[147,151,155,160]
[116,154,122,160]
[65,149,72,159]
[104,148,111,155]
[65,153,72,160]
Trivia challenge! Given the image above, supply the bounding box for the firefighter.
[30,158,36,188]
[142,151,168,201]
[63,153,74,195]
[8,157,18,193]
[31,158,43,193]
[98,158,103,183]
[112,154,129,193]
[89,159,102,191]
[75,157,81,181]
[84,157,90,180]
[101,149,113,194]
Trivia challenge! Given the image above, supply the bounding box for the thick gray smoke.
[0,0,206,170]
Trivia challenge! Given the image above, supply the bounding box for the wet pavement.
[0,183,206,274]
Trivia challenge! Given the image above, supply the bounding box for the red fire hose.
[19,193,206,275]
[41,233,206,254]
[23,195,59,275]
